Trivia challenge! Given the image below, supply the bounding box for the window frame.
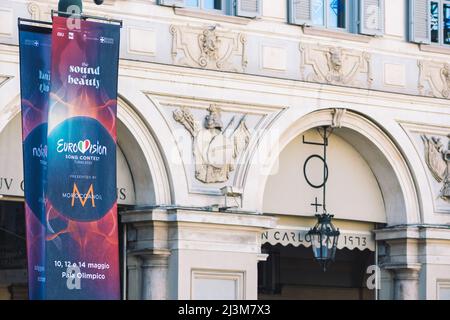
[429,0,450,46]
[185,0,227,15]
[310,0,350,32]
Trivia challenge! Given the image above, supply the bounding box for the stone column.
[385,264,421,300]
[126,257,139,300]
[121,210,171,299]
[139,250,171,300]
[121,208,277,300]
[374,227,422,300]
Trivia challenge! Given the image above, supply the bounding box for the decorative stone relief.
[27,2,41,20]
[173,105,250,184]
[170,24,247,72]
[0,76,9,88]
[418,60,450,98]
[331,108,346,128]
[421,134,450,200]
[299,43,372,88]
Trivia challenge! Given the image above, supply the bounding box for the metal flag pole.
[18,18,53,27]
[54,0,122,26]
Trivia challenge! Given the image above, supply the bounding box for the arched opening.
[262,128,388,222]
[255,109,420,300]
[0,111,141,205]
[0,98,161,299]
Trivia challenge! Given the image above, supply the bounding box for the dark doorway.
[0,201,28,299]
[258,243,375,300]
[0,201,129,300]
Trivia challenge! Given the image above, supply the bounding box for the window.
[311,0,347,29]
[444,2,450,44]
[431,1,439,43]
[186,0,224,12]
[411,0,450,45]
[289,0,384,35]
[429,0,450,45]
[158,0,262,18]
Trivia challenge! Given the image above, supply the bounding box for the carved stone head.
[204,104,223,130]
[329,48,343,72]
[442,64,450,83]
[201,28,219,57]
[446,134,450,161]
[432,136,444,153]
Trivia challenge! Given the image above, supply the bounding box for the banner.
[45,16,121,299]
[19,23,52,300]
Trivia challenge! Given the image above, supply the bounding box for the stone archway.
[242,108,421,226]
[262,127,387,223]
[0,94,172,299]
[117,96,171,206]
[243,108,424,300]
[0,95,171,207]
[249,108,424,300]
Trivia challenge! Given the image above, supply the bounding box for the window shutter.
[288,0,312,25]
[157,0,185,7]
[359,0,384,35]
[235,0,262,18]
[409,0,430,44]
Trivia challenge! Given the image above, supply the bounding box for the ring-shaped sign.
[303,154,329,189]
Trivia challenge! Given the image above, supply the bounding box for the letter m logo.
[71,183,96,208]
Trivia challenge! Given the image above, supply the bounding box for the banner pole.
[18,20,52,300]
[18,18,53,27]
[44,14,122,300]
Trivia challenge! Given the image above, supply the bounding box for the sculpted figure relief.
[418,60,450,98]
[441,64,450,97]
[326,47,344,82]
[199,27,220,64]
[421,134,450,200]
[170,24,247,72]
[173,105,250,184]
[299,43,372,87]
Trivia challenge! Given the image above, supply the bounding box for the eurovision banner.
[19,22,52,300]
[45,16,121,299]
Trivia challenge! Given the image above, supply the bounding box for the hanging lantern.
[306,213,340,271]
[302,126,340,271]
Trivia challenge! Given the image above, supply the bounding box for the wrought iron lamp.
[304,126,340,271]
[306,213,340,271]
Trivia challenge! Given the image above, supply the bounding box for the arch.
[263,128,387,223]
[116,79,190,206]
[0,94,172,206]
[117,95,172,205]
[241,108,421,226]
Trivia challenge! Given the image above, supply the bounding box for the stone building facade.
[0,0,450,299]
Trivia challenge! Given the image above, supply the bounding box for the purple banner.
[45,16,121,299]
[18,23,52,300]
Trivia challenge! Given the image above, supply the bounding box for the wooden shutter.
[288,0,312,25]
[359,0,385,35]
[409,0,430,44]
[157,0,186,7]
[235,0,262,18]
